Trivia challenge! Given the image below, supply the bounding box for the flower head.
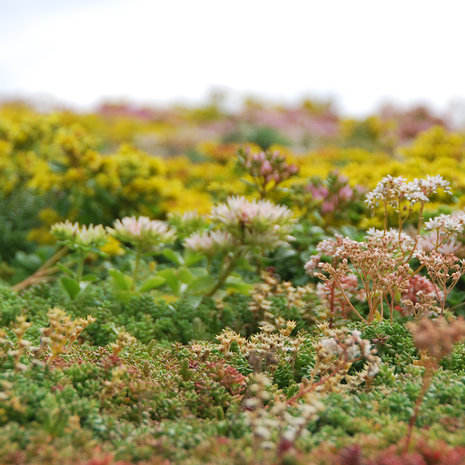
[51,221,107,250]
[184,230,233,256]
[238,147,299,189]
[424,212,465,236]
[408,317,465,361]
[365,175,451,210]
[108,216,176,250]
[210,196,294,248]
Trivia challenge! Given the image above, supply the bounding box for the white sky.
[1,0,465,116]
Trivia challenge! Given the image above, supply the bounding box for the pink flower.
[260,160,272,176]
[321,201,335,214]
[338,185,354,201]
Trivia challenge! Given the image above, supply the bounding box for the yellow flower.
[100,236,125,256]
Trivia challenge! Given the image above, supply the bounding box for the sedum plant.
[38,307,95,364]
[237,147,299,200]
[305,175,465,323]
[50,221,107,300]
[184,196,295,298]
[106,216,176,299]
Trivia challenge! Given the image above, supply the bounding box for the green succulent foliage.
[360,321,418,372]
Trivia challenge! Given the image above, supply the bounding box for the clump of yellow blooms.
[2,103,465,249]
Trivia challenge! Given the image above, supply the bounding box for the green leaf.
[235,256,255,271]
[113,290,133,304]
[188,275,216,293]
[190,267,208,277]
[162,249,183,266]
[109,269,133,291]
[138,276,166,293]
[225,276,253,294]
[60,276,81,300]
[156,268,181,295]
[184,250,205,267]
[56,263,76,277]
[82,274,99,282]
[185,294,203,309]
[178,267,194,284]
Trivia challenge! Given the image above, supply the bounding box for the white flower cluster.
[51,221,107,249]
[366,228,416,249]
[209,196,294,248]
[316,234,345,256]
[184,230,233,256]
[108,216,176,249]
[365,175,451,210]
[424,212,465,235]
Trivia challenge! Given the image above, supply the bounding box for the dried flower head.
[414,250,465,315]
[408,317,465,361]
[39,308,95,363]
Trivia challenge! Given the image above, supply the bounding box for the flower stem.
[131,245,143,290]
[206,249,242,297]
[404,361,435,454]
[76,250,85,282]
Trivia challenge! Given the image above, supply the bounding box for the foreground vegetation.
[2,99,465,464]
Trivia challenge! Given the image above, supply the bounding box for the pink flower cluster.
[303,172,363,215]
[184,230,233,256]
[402,275,436,304]
[238,147,299,197]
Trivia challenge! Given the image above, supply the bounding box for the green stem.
[206,249,243,298]
[76,250,85,282]
[383,201,388,235]
[132,245,142,291]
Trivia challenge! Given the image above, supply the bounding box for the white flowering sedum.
[365,175,451,210]
[424,212,465,235]
[108,216,176,249]
[51,221,107,249]
[184,230,233,256]
[209,196,294,249]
